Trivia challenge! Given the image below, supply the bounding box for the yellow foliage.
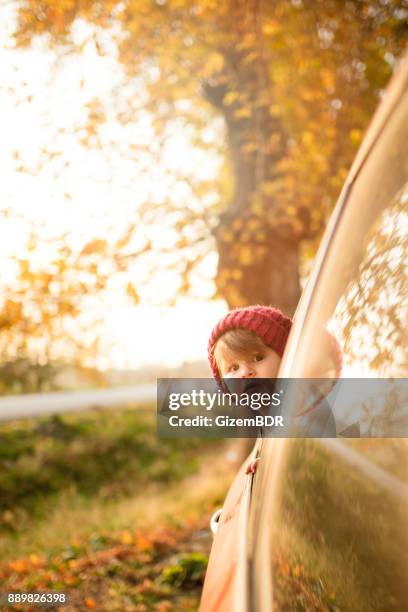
[222,230,234,242]
[243,51,258,64]
[255,231,267,242]
[126,283,140,304]
[9,0,404,313]
[251,200,264,215]
[80,239,107,256]
[247,218,260,231]
[350,129,362,146]
[320,69,335,90]
[262,21,281,36]
[301,131,315,146]
[201,52,225,77]
[269,104,281,117]
[239,246,253,265]
[223,91,239,106]
[241,141,257,154]
[234,107,252,119]
[261,181,277,196]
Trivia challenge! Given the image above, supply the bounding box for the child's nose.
[240,364,255,378]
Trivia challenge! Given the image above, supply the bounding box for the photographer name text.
[168,415,284,427]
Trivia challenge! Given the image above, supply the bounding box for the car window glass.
[287,88,408,380]
[267,79,408,611]
[329,183,407,377]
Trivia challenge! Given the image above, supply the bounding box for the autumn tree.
[0,214,119,391]
[12,0,407,314]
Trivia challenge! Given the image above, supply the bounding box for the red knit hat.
[208,305,292,381]
[208,305,343,381]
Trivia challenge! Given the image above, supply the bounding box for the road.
[0,384,156,421]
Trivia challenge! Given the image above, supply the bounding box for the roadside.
[0,406,240,611]
[0,516,214,611]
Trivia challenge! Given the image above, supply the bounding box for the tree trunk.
[204,77,301,316]
[215,216,301,315]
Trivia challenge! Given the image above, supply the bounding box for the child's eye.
[229,364,239,372]
[253,354,264,362]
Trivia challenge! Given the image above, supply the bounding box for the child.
[208,305,341,473]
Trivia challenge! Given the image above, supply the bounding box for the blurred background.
[0,0,406,609]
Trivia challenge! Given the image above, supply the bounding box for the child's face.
[217,344,281,379]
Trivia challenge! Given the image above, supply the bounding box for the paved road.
[0,384,156,421]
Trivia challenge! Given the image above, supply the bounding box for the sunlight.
[0,3,224,370]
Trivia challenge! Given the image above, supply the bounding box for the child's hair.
[213,328,269,374]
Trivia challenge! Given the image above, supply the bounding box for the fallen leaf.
[119,530,133,545]
[9,559,28,573]
[85,597,97,609]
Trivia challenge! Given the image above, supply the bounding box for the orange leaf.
[9,559,28,573]
[136,534,153,552]
[85,597,97,609]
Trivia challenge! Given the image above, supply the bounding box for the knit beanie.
[208,305,343,381]
[208,305,292,381]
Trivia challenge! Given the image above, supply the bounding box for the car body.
[201,52,408,612]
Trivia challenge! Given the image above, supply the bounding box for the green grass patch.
[160,552,208,588]
[0,407,230,559]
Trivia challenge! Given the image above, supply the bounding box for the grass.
[6,408,405,610]
[0,406,239,610]
[272,439,408,611]
[0,407,236,560]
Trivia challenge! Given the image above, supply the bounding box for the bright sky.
[0,3,227,370]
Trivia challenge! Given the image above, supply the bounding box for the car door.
[248,54,408,611]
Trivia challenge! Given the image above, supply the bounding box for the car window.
[284,88,407,382]
[277,87,408,438]
[330,184,406,377]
